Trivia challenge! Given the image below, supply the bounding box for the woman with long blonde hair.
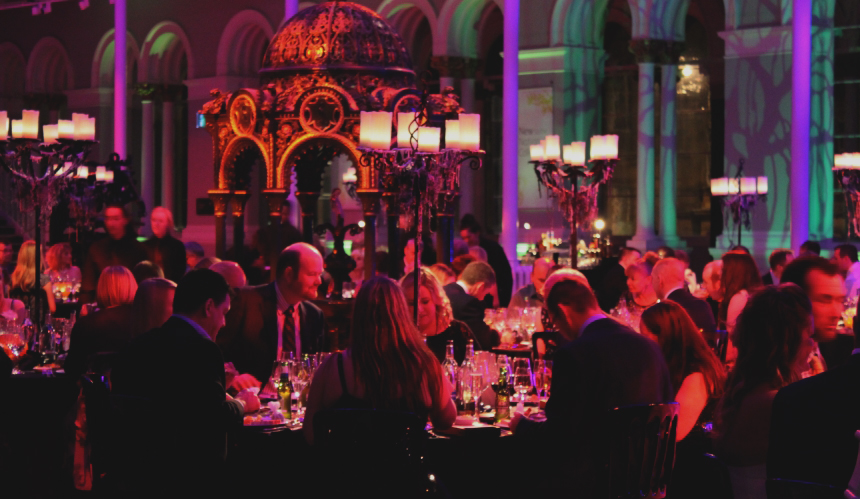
[304,276,456,444]
[9,240,55,316]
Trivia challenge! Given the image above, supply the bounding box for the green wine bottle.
[277,372,292,418]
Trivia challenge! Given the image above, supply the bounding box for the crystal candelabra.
[0,110,98,326]
[528,134,618,268]
[710,158,768,247]
[356,86,484,323]
[834,153,860,238]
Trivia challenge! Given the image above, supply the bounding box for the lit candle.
[72,113,89,140]
[83,117,96,141]
[530,144,545,161]
[417,127,441,153]
[458,114,480,151]
[373,112,392,150]
[853,153,860,170]
[61,161,74,175]
[0,111,7,138]
[104,170,114,183]
[43,124,59,143]
[590,135,605,160]
[756,176,768,195]
[562,145,574,165]
[11,120,23,138]
[728,178,740,195]
[22,110,39,139]
[570,141,586,166]
[342,167,358,184]
[544,135,561,161]
[397,112,417,148]
[57,120,74,139]
[444,120,460,150]
[834,154,847,169]
[740,177,757,195]
[359,111,374,148]
[710,178,728,196]
[76,166,89,179]
[605,135,619,159]
[95,166,107,182]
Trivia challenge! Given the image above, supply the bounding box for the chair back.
[702,329,729,363]
[313,408,432,495]
[604,402,680,499]
[766,479,844,499]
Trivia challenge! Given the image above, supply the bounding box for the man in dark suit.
[761,248,793,286]
[653,257,716,332]
[217,243,327,387]
[81,204,149,303]
[460,214,514,307]
[111,269,259,493]
[443,260,499,350]
[512,279,674,497]
[768,345,860,489]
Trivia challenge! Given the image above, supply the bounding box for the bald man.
[209,261,247,289]
[510,258,554,309]
[652,257,716,332]
[217,243,327,388]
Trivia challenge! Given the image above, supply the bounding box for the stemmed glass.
[291,361,310,418]
[534,359,552,398]
[512,358,533,410]
[0,321,27,374]
[472,352,494,417]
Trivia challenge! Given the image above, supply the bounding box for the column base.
[628,232,664,252]
[660,235,682,249]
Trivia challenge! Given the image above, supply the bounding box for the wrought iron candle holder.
[710,159,768,247]
[834,153,860,238]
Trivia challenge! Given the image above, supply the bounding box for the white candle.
[562,145,574,165]
[710,178,728,196]
[458,114,480,151]
[57,120,74,139]
[359,111,374,148]
[605,135,619,159]
[373,112,392,150]
[740,177,757,195]
[43,124,59,143]
[95,166,107,182]
[22,110,39,139]
[76,166,89,179]
[853,153,860,170]
[0,111,7,138]
[728,178,740,195]
[590,135,605,160]
[61,161,73,175]
[544,135,561,161]
[417,127,441,153]
[342,167,357,184]
[530,144,544,161]
[757,176,768,195]
[83,117,96,141]
[72,113,89,140]
[11,120,23,138]
[445,120,460,150]
[570,141,586,166]
[397,112,417,148]
[104,170,114,183]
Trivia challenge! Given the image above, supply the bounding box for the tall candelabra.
[710,159,768,247]
[528,134,618,268]
[835,153,860,238]
[357,85,483,323]
[0,110,97,325]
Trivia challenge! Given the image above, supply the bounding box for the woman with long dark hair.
[719,251,763,334]
[713,284,815,499]
[640,301,725,441]
[304,276,456,444]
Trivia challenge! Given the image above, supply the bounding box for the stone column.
[208,190,232,258]
[659,64,679,247]
[161,98,175,213]
[263,189,289,280]
[791,0,811,251]
[500,0,520,263]
[459,58,479,217]
[295,191,320,244]
[140,98,156,216]
[230,191,251,263]
[809,12,835,241]
[113,0,127,158]
[382,191,402,279]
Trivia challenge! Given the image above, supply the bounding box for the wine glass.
[470,370,486,418]
[291,362,310,418]
[512,358,533,408]
[534,359,553,398]
[0,322,27,374]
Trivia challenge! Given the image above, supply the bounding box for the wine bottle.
[277,372,292,418]
[441,340,458,397]
[492,365,512,423]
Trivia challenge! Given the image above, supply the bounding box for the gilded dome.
[261,1,414,76]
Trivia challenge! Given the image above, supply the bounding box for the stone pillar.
[208,190,232,259]
[295,191,319,244]
[358,191,381,281]
[263,189,289,280]
[113,0,127,158]
[660,63,681,247]
[161,98,175,213]
[809,12,835,241]
[458,58,479,217]
[230,190,251,262]
[140,99,156,216]
[382,191,402,279]
[790,0,811,251]
[500,0,519,263]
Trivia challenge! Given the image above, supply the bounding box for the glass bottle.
[441,340,458,395]
[492,365,511,423]
[41,313,56,362]
[276,372,292,418]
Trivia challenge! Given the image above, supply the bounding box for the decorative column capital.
[262,189,288,219]
[431,56,480,79]
[208,189,233,217]
[295,191,320,215]
[629,39,685,65]
[356,189,381,216]
[230,190,251,217]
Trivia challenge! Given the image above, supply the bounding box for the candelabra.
[528,134,618,268]
[710,159,768,247]
[0,110,98,325]
[835,153,860,238]
[357,84,484,322]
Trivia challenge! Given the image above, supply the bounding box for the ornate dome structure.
[261,1,414,76]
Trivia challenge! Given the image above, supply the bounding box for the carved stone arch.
[0,42,26,98]
[628,0,689,41]
[551,0,612,47]
[437,0,493,57]
[218,136,271,190]
[377,0,439,56]
[139,21,195,83]
[26,37,74,93]
[276,133,362,192]
[216,10,274,77]
[92,29,140,88]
